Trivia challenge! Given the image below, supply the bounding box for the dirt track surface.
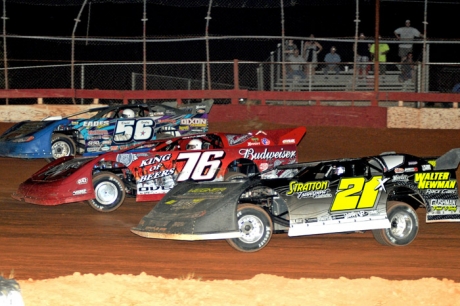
[1,121,460,282]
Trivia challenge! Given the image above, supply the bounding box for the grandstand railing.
[0,89,458,109]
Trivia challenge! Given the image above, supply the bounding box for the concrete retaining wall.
[387,107,460,129]
[0,104,457,129]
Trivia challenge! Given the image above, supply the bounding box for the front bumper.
[12,179,95,206]
[0,141,52,159]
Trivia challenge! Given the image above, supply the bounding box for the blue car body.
[0,101,213,159]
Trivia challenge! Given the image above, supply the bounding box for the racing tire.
[372,201,419,246]
[226,204,273,253]
[224,171,247,182]
[87,172,126,213]
[47,134,76,162]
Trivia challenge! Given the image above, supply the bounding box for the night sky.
[5,1,457,38]
[3,1,459,63]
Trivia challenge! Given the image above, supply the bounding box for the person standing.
[284,39,298,55]
[303,34,322,75]
[394,20,423,61]
[355,33,370,77]
[399,52,416,82]
[369,36,390,75]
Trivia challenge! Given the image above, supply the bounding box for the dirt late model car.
[12,127,306,212]
[0,100,213,160]
[131,149,460,252]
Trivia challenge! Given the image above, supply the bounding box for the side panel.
[131,181,250,240]
[280,175,391,236]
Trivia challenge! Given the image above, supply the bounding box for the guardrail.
[0,89,458,107]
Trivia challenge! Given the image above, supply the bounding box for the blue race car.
[0,100,213,160]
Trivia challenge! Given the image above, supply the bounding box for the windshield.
[66,108,111,120]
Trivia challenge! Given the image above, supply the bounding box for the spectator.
[394,20,423,61]
[369,36,390,75]
[453,83,460,93]
[286,48,307,79]
[303,34,322,75]
[355,33,370,77]
[284,39,297,55]
[399,52,415,82]
[323,46,341,75]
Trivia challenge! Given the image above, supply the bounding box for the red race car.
[12,127,306,212]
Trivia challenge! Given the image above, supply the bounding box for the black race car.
[131,149,460,252]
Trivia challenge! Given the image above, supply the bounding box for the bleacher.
[273,71,416,92]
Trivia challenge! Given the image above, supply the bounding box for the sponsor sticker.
[87,140,101,146]
[430,199,457,212]
[83,121,110,128]
[422,164,431,171]
[392,174,409,182]
[73,189,87,196]
[180,118,207,127]
[282,139,295,144]
[239,148,296,160]
[415,172,456,189]
[227,134,252,146]
[259,162,269,171]
[88,130,109,135]
[77,177,88,185]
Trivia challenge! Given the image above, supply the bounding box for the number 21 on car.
[330,176,385,212]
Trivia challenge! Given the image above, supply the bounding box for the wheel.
[372,201,419,246]
[226,204,273,252]
[87,172,126,213]
[224,171,247,182]
[49,134,76,161]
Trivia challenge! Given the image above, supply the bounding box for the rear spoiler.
[172,99,214,115]
[434,148,460,171]
[249,126,306,146]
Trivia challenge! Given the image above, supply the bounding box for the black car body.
[132,149,460,252]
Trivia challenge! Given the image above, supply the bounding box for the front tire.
[49,133,76,161]
[226,204,273,252]
[87,172,126,212]
[373,201,419,246]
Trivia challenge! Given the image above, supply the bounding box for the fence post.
[80,65,85,104]
[270,51,274,91]
[257,64,263,90]
[233,59,239,90]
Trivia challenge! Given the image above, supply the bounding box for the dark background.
[5,1,458,48]
[2,0,460,92]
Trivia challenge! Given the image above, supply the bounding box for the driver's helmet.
[186,139,202,150]
[121,109,135,119]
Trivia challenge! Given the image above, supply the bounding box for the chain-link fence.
[3,36,460,93]
[1,1,460,105]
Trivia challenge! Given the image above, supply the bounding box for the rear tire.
[373,201,419,246]
[87,172,126,212]
[224,171,247,182]
[48,133,76,162]
[226,204,273,252]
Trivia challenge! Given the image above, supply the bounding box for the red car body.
[12,127,306,212]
